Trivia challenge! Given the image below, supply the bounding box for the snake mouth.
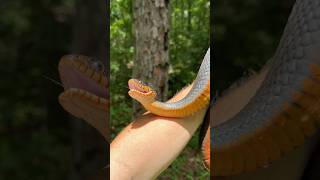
[58,54,109,140]
[128,79,155,95]
[58,55,108,99]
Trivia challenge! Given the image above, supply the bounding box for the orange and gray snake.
[58,55,109,140]
[57,50,211,172]
[128,48,210,118]
[213,0,320,176]
[128,48,210,167]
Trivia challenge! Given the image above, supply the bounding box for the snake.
[128,48,210,118]
[128,48,211,168]
[58,54,109,140]
[213,0,320,176]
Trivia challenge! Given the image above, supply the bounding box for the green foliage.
[110,0,210,132]
[111,0,209,178]
[169,0,210,96]
[110,0,134,135]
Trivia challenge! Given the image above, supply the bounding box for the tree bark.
[69,0,108,179]
[132,0,170,117]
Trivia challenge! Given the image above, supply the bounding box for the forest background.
[0,0,293,179]
[111,0,209,178]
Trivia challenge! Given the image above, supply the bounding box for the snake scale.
[213,0,320,176]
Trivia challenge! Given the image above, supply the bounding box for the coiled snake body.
[128,49,211,168]
[213,0,320,176]
[128,49,210,118]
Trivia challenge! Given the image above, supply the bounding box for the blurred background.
[214,0,294,93]
[110,0,209,178]
[0,0,299,179]
[0,0,108,179]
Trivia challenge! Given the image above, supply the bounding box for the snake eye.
[90,59,105,73]
[138,80,148,86]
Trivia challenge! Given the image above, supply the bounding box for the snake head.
[128,79,157,103]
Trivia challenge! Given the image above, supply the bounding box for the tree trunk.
[69,0,108,179]
[132,0,170,117]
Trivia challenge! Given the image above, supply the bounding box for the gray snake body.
[213,0,320,176]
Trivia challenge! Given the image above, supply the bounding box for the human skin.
[110,85,208,179]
